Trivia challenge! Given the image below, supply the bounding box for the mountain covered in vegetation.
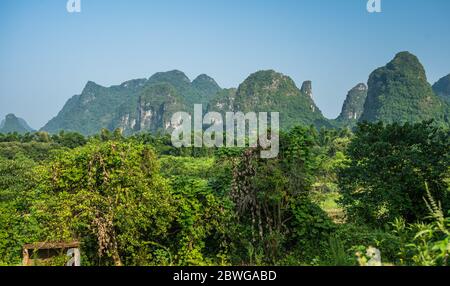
[335,83,368,126]
[211,70,331,129]
[37,52,450,136]
[360,52,448,124]
[207,88,238,113]
[0,114,34,134]
[41,69,331,135]
[433,74,450,103]
[111,83,187,135]
[41,71,222,135]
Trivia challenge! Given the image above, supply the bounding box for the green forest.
[0,120,449,266]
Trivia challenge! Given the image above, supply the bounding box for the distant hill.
[39,55,450,135]
[192,74,222,105]
[335,83,368,127]
[216,70,331,129]
[360,52,448,125]
[0,114,34,134]
[110,83,186,135]
[41,70,222,135]
[433,74,450,103]
[42,69,332,135]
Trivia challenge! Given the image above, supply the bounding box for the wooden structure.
[22,241,81,266]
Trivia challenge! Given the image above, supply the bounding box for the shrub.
[339,121,450,226]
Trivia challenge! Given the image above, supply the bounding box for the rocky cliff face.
[113,83,185,134]
[207,88,237,113]
[42,70,223,135]
[336,83,368,124]
[301,81,313,99]
[42,78,147,135]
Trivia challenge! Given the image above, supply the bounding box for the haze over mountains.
[0,114,34,134]
[2,51,450,135]
[433,74,450,104]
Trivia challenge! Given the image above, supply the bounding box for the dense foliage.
[0,120,449,266]
[339,121,450,226]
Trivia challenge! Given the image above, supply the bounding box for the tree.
[392,184,450,266]
[229,126,334,264]
[33,141,176,266]
[160,155,234,266]
[0,156,40,265]
[52,131,87,148]
[339,121,450,226]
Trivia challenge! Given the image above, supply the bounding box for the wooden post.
[22,248,30,266]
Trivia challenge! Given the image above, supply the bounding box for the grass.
[311,191,346,224]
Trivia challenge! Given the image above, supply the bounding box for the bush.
[333,223,400,265]
[392,185,450,266]
[339,121,450,226]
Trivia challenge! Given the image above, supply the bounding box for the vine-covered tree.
[33,141,176,266]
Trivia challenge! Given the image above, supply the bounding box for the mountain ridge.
[41,70,223,135]
[36,52,450,135]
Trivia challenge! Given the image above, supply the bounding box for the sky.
[0,0,449,129]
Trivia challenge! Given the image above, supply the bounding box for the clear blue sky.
[1,0,449,129]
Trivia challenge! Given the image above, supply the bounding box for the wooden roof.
[23,241,80,250]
